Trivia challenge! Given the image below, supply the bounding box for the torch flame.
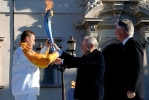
[45,0,53,11]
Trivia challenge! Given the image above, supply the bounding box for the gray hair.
[117,19,134,36]
[83,36,98,49]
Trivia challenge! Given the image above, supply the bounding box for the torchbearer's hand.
[54,58,62,64]
[52,43,63,56]
[45,38,51,48]
[127,91,136,99]
[52,43,60,50]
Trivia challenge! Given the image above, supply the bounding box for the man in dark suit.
[54,36,105,100]
[114,19,145,100]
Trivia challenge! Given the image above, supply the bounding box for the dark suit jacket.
[117,37,144,100]
[60,49,105,100]
[103,43,123,100]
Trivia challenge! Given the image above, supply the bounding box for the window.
[40,64,61,86]
[34,37,62,87]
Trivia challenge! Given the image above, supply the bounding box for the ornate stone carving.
[145,32,149,43]
[144,26,149,43]
[86,0,102,13]
[103,13,121,23]
[90,25,97,31]
[139,0,149,9]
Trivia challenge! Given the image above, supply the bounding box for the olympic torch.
[44,1,66,100]
[44,0,55,52]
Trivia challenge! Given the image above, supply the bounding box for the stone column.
[143,31,149,100]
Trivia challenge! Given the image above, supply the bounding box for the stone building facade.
[0,0,149,100]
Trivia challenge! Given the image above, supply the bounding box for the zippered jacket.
[12,42,59,95]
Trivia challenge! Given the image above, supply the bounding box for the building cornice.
[74,18,103,29]
[0,37,4,48]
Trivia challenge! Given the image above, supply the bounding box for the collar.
[19,42,31,50]
[123,36,132,45]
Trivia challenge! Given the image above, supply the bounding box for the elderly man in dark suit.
[113,19,145,100]
[54,36,105,100]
